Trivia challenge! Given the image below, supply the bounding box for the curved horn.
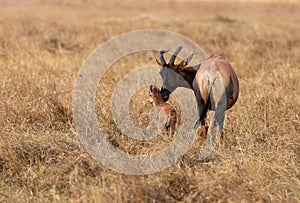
[169,45,183,64]
[159,49,169,66]
[184,53,194,66]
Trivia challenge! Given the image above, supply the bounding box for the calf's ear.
[149,84,154,94]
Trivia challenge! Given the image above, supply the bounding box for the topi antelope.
[156,45,239,137]
[149,84,177,136]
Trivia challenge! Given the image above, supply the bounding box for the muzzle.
[160,87,171,102]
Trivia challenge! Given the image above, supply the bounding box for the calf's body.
[149,85,177,136]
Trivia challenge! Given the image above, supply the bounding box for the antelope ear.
[178,60,185,68]
[178,53,194,69]
[156,59,162,66]
[193,63,201,71]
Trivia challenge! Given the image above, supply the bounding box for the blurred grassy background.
[0,0,299,202]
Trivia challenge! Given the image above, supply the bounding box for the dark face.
[160,87,171,102]
[156,45,195,102]
[159,66,178,102]
[159,66,191,102]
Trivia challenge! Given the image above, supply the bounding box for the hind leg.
[200,119,208,139]
[169,120,176,136]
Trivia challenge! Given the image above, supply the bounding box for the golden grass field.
[0,0,299,202]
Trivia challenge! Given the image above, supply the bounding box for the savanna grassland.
[0,0,299,202]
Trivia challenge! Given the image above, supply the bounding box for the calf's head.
[149,84,163,104]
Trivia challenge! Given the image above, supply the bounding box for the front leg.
[165,123,170,131]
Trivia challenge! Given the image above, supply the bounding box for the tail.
[194,77,217,129]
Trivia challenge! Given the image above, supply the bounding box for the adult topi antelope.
[156,45,239,159]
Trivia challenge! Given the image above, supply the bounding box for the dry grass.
[0,0,299,202]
